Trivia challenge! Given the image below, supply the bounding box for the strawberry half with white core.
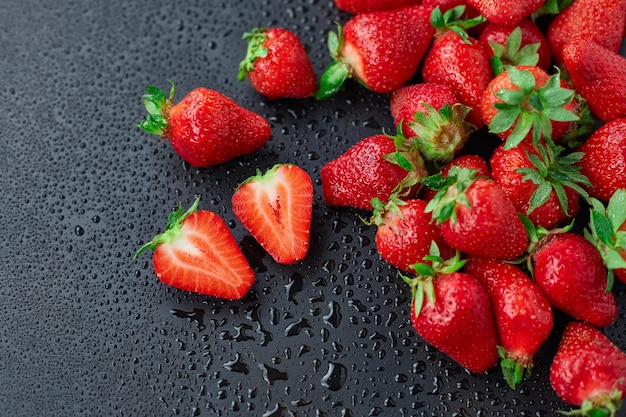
[314,5,435,99]
[407,244,499,374]
[550,321,626,417]
[585,189,626,285]
[135,196,255,300]
[139,80,271,167]
[232,164,313,265]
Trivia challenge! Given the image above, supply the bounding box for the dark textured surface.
[1,1,624,416]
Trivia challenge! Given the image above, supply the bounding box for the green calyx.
[401,242,465,318]
[584,189,626,293]
[515,139,591,217]
[531,0,575,19]
[314,24,351,100]
[364,146,427,226]
[557,388,623,417]
[134,195,201,259]
[423,166,477,225]
[489,27,541,76]
[488,67,579,150]
[498,346,532,390]
[138,79,176,137]
[430,5,486,44]
[238,28,269,82]
[406,103,475,165]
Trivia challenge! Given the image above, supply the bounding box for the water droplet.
[74,225,84,236]
[259,363,288,385]
[323,301,341,328]
[321,362,347,391]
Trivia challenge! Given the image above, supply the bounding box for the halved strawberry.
[135,196,255,300]
[232,164,314,265]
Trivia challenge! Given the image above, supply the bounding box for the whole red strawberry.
[531,232,618,327]
[578,118,626,201]
[421,6,492,129]
[408,248,499,374]
[546,0,626,64]
[424,166,529,260]
[333,0,422,14]
[369,197,456,272]
[139,81,271,167]
[585,190,626,285]
[390,82,459,139]
[550,321,626,416]
[480,65,580,149]
[478,19,551,71]
[389,82,475,164]
[466,0,544,26]
[135,196,255,300]
[321,134,426,210]
[562,36,626,122]
[238,28,318,100]
[464,257,553,389]
[489,139,588,229]
[232,164,313,265]
[315,5,435,99]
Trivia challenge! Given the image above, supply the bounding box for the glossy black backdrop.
[1,1,624,416]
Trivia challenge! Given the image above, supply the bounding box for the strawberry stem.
[138,79,176,137]
[238,28,269,82]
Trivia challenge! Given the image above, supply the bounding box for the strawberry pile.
[136,0,626,415]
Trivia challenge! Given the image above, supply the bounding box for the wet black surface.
[1,1,625,416]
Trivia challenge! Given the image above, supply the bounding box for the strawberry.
[368,197,456,273]
[407,247,499,374]
[585,189,626,285]
[489,139,589,229]
[578,118,626,201]
[478,19,552,72]
[480,65,581,149]
[134,196,254,300]
[464,257,553,389]
[530,231,618,327]
[546,0,626,65]
[315,5,435,99]
[562,36,626,122]
[333,0,422,14]
[139,80,271,167]
[389,82,475,164]
[421,6,493,129]
[466,0,545,26]
[321,134,426,210]
[550,321,626,416]
[231,164,314,265]
[238,28,318,100]
[424,166,529,260]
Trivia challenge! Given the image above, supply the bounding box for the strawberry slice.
[232,164,314,264]
[135,196,255,300]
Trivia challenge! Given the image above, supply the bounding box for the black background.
[1,1,624,416]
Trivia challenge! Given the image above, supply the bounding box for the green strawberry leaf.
[238,28,269,81]
[592,210,614,247]
[607,189,626,233]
